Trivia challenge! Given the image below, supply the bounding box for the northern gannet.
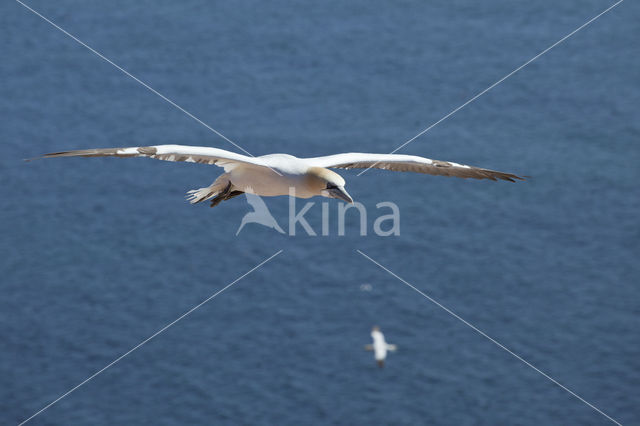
[365,326,397,368]
[39,145,524,206]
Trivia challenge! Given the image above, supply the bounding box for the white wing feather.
[304,153,523,182]
[40,145,265,172]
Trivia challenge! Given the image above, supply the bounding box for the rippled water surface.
[1,1,638,424]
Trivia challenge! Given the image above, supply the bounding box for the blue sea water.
[1,0,638,424]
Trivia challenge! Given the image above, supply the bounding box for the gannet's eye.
[326,182,338,190]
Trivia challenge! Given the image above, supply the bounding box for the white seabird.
[38,145,524,207]
[365,326,397,368]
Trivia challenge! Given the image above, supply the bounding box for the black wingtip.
[25,151,69,162]
[504,173,526,182]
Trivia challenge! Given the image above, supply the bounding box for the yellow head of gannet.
[306,167,353,203]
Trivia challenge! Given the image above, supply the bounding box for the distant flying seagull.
[38,145,524,207]
[365,326,397,368]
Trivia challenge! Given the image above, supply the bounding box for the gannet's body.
[38,145,524,206]
[219,154,327,198]
[365,326,397,368]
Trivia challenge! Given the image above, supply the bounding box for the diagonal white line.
[356,249,622,425]
[15,0,251,158]
[357,0,624,176]
[18,249,283,426]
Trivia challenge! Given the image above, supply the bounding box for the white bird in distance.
[365,326,397,368]
[36,145,524,207]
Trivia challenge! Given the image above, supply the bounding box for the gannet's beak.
[326,186,353,203]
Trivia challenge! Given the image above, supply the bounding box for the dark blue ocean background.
[2,1,638,424]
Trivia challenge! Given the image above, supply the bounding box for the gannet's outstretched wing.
[364,345,374,351]
[37,145,265,171]
[304,153,524,182]
[386,344,397,351]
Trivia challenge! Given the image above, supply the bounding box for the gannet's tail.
[186,174,230,204]
[186,185,223,204]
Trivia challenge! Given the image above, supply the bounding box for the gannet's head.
[307,167,353,203]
